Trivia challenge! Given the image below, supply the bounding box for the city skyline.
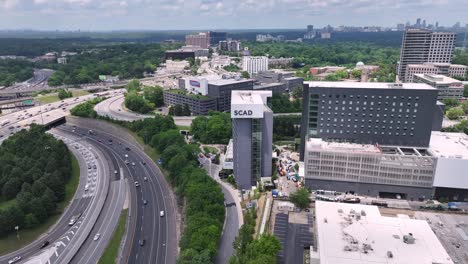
[0,0,467,31]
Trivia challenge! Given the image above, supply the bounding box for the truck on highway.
[1,120,10,127]
[68,212,82,226]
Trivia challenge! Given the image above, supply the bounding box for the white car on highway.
[160,211,164,217]
[8,256,21,264]
[93,234,101,241]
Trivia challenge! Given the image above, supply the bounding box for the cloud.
[0,0,19,9]
[0,0,466,30]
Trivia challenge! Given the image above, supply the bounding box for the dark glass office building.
[208,31,227,46]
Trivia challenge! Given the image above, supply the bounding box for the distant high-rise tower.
[398,28,456,82]
[416,18,422,27]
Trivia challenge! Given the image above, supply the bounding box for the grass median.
[98,209,127,264]
[36,90,90,104]
[0,152,80,255]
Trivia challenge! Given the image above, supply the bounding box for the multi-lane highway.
[94,94,195,127]
[0,128,111,264]
[3,69,55,92]
[0,89,125,144]
[52,128,126,264]
[61,120,178,264]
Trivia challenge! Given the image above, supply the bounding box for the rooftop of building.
[306,138,434,158]
[305,81,436,90]
[253,82,284,89]
[165,89,211,100]
[414,74,462,84]
[231,90,272,105]
[208,78,252,85]
[165,49,195,53]
[314,201,453,264]
[306,138,381,154]
[429,132,468,159]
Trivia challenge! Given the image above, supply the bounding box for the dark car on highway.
[39,241,50,249]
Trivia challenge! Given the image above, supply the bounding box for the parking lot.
[272,200,314,264]
[415,212,468,264]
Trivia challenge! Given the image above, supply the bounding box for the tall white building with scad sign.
[231,90,273,190]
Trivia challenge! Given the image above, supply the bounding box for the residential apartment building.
[243,56,269,74]
[232,91,273,190]
[299,82,439,160]
[398,28,456,82]
[414,74,464,99]
[185,32,210,49]
[219,40,241,52]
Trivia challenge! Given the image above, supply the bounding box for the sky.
[0,0,467,31]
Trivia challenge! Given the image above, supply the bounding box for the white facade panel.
[433,158,468,189]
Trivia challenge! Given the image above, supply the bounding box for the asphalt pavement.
[0,129,110,264]
[0,89,124,145]
[94,94,195,127]
[61,123,177,264]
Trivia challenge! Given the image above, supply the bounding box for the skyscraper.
[185,32,210,49]
[398,28,456,82]
[208,31,227,46]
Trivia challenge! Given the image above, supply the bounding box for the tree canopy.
[289,188,311,209]
[121,116,225,263]
[0,124,72,237]
[0,59,34,87]
[268,93,301,113]
[46,43,176,86]
[190,112,232,144]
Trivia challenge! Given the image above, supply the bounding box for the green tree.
[124,92,152,114]
[464,84,468,98]
[245,234,281,262]
[241,71,250,79]
[351,69,362,79]
[183,104,191,116]
[126,79,141,92]
[57,89,73,100]
[446,107,464,120]
[443,98,460,109]
[223,64,240,72]
[143,86,164,107]
[289,188,310,209]
[461,100,468,114]
[291,85,303,99]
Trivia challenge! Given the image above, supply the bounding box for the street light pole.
[15,225,19,240]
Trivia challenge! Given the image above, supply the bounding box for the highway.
[52,127,127,264]
[4,69,55,92]
[60,120,178,264]
[94,94,196,126]
[0,89,125,144]
[0,127,110,264]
